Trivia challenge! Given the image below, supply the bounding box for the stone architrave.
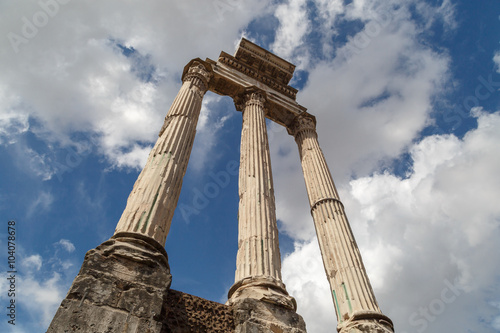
[114,60,212,245]
[288,114,394,333]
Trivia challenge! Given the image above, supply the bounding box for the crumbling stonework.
[232,298,306,333]
[162,289,235,332]
[47,233,172,333]
[338,311,394,333]
[114,62,212,246]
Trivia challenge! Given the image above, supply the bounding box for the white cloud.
[0,0,269,170]
[189,94,234,173]
[415,0,457,31]
[494,51,500,73]
[281,110,500,333]
[0,84,29,144]
[271,0,311,67]
[0,245,77,332]
[282,239,336,332]
[492,302,500,330]
[57,239,76,253]
[311,0,344,57]
[272,3,450,242]
[107,143,152,170]
[21,254,43,271]
[20,272,66,328]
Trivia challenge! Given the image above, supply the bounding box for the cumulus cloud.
[0,242,77,332]
[272,1,450,241]
[21,254,43,271]
[282,239,336,332]
[21,272,66,328]
[282,110,500,333]
[271,0,311,67]
[0,84,29,144]
[0,0,269,172]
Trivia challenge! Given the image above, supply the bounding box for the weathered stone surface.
[338,311,394,333]
[47,233,171,333]
[228,276,296,311]
[229,90,294,309]
[232,91,282,283]
[232,298,306,333]
[162,289,235,332]
[233,38,296,86]
[289,114,394,331]
[114,61,212,245]
[227,89,306,332]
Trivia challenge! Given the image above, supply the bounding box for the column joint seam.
[311,197,344,214]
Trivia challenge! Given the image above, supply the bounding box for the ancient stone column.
[115,61,211,245]
[229,90,306,333]
[47,61,212,333]
[288,114,394,333]
[229,90,288,303]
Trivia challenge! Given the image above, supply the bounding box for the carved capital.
[287,113,316,137]
[234,90,266,111]
[182,61,212,92]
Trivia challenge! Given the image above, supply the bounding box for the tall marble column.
[228,90,297,309]
[288,114,394,332]
[47,61,212,333]
[115,61,212,245]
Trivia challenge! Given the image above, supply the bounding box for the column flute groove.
[288,114,394,332]
[114,61,212,245]
[228,89,296,311]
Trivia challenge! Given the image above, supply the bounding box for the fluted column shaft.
[289,115,385,326]
[114,62,211,245]
[228,91,296,311]
[234,91,282,282]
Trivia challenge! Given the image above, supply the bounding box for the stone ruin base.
[163,289,235,332]
[47,232,172,333]
[47,233,307,332]
[232,298,307,333]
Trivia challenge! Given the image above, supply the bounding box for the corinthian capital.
[182,61,212,92]
[287,113,316,137]
[234,89,266,111]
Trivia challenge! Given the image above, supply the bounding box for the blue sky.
[0,0,499,332]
